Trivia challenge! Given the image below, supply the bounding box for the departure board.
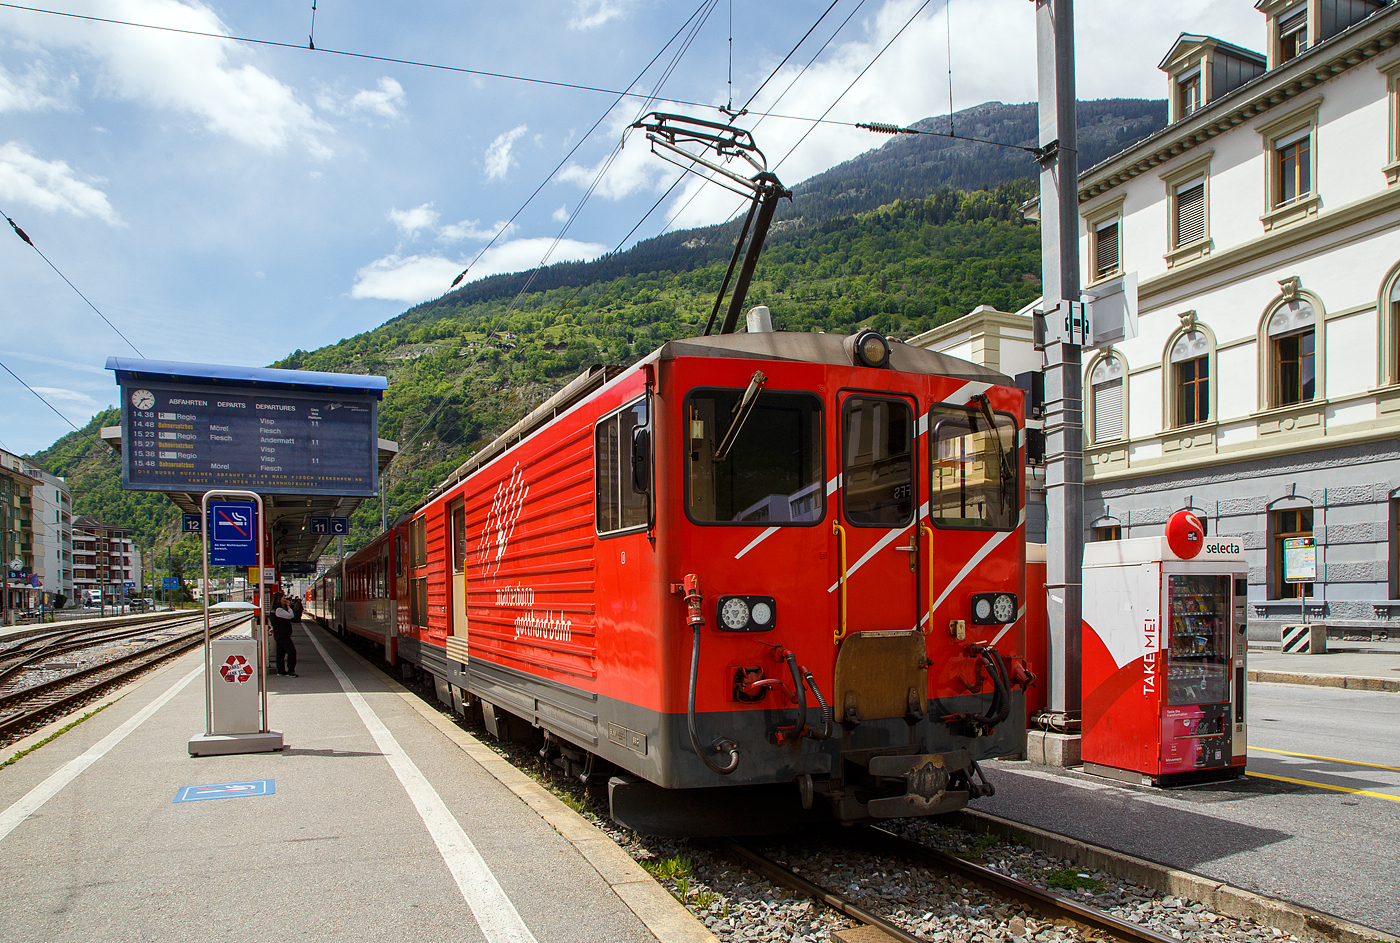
[121,381,378,496]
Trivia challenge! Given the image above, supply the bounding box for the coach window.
[843,397,913,527]
[929,404,1018,530]
[409,515,428,627]
[451,502,466,573]
[596,397,650,536]
[686,389,823,525]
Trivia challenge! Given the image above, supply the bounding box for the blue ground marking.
[173,780,275,803]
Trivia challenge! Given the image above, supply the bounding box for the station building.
[917,0,1400,639]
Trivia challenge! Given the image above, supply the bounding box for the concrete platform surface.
[0,622,695,943]
[1248,641,1400,691]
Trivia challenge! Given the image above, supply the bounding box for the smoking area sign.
[208,501,258,566]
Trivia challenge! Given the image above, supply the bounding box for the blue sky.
[0,0,1263,455]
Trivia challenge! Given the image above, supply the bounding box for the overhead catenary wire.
[0,358,83,433]
[448,0,718,289]
[4,209,145,357]
[0,1,1034,153]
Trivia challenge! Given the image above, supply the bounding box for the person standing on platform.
[270,591,298,677]
[289,594,303,622]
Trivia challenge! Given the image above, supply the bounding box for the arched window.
[1169,329,1211,426]
[1384,265,1400,385]
[1089,355,1125,443]
[1266,297,1317,407]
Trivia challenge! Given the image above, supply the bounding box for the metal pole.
[381,471,388,534]
[1037,0,1083,720]
[200,493,213,736]
[337,534,345,631]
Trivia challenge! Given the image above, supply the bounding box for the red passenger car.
[313,330,1034,833]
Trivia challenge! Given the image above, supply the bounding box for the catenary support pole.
[1037,0,1083,721]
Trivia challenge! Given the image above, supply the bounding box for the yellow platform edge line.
[1249,747,1400,773]
[1246,770,1400,802]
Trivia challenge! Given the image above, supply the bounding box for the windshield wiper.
[974,394,1016,517]
[715,371,768,461]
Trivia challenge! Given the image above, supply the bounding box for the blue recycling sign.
[208,501,258,566]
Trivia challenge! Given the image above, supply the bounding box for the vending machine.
[1081,511,1248,785]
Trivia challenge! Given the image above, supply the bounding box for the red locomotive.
[309,115,1034,834]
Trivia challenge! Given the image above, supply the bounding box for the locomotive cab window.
[929,404,1018,530]
[685,389,823,524]
[842,396,913,526]
[595,397,650,536]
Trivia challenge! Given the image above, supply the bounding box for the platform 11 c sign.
[121,383,378,497]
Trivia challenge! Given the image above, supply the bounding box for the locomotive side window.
[685,389,823,525]
[929,405,1019,530]
[595,397,650,536]
[451,502,466,573]
[842,397,914,526]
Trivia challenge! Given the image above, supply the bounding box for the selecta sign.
[1165,509,1206,559]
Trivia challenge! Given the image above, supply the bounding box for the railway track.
[0,612,251,743]
[0,609,191,657]
[721,826,1179,943]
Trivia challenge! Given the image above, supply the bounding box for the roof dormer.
[1159,34,1267,122]
[1256,0,1388,69]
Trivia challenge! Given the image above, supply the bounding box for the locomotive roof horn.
[631,112,791,337]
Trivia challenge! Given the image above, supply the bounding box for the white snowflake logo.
[477,463,529,576]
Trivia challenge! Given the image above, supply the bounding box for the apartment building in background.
[72,516,141,608]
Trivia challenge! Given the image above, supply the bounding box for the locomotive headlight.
[970,591,1019,626]
[993,593,1017,624]
[715,595,777,632]
[851,329,891,369]
[720,597,750,630]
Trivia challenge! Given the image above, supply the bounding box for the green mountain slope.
[28,96,1170,553]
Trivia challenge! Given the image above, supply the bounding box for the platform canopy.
[104,358,397,570]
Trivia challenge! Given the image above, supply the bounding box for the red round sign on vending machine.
[1166,509,1206,558]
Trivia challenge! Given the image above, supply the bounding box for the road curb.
[1248,669,1400,693]
[321,625,718,943]
[952,809,1395,943]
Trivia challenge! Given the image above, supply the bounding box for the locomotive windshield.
[685,389,823,524]
[929,405,1019,530]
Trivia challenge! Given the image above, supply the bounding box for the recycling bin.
[210,634,261,735]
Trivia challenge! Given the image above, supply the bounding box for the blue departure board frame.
[109,359,386,497]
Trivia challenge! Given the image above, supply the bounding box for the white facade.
[1070,0,1400,632]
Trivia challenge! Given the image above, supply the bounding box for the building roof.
[1158,33,1266,71]
[105,357,389,397]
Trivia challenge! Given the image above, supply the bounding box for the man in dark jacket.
[269,591,298,677]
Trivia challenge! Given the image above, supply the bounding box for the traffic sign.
[309,516,350,536]
[173,780,276,803]
[182,513,202,533]
[208,501,258,566]
[162,576,179,590]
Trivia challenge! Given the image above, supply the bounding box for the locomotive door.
[449,499,468,637]
[835,393,921,635]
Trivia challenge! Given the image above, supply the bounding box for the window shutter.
[1093,378,1123,442]
[1094,221,1119,278]
[1176,183,1205,246]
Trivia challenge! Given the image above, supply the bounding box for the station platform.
[0,621,712,943]
[1248,639,1400,692]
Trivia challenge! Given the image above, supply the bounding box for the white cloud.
[351,237,606,303]
[484,124,528,180]
[317,76,406,119]
[552,205,569,223]
[348,76,405,118]
[3,0,331,155]
[568,0,632,30]
[388,202,440,238]
[557,105,680,200]
[591,0,1264,231]
[439,218,515,242]
[32,386,101,411]
[0,61,76,113]
[0,141,121,224]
